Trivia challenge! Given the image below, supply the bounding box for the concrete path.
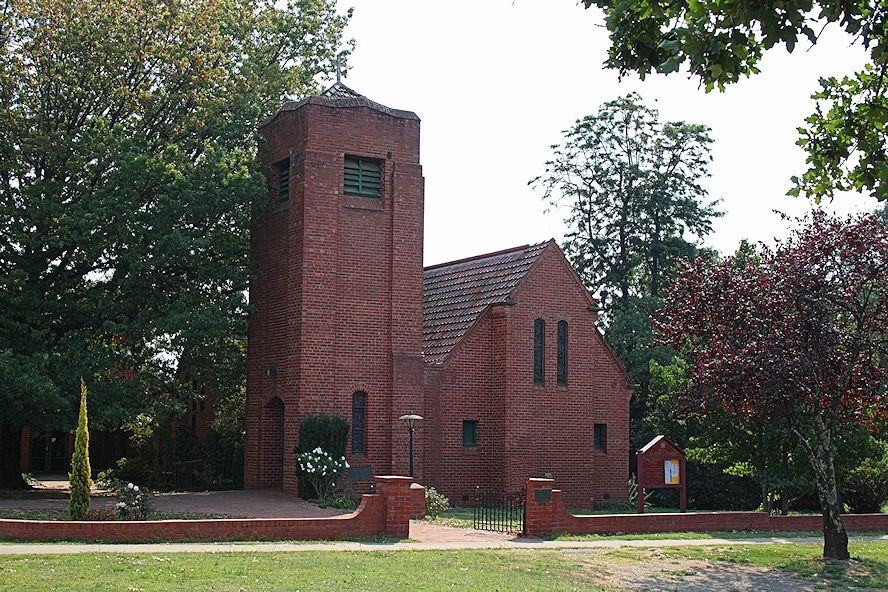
[0,534,884,555]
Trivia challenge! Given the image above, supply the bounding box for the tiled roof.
[260,83,419,127]
[423,241,551,364]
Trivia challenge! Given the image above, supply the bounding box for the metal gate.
[472,487,525,534]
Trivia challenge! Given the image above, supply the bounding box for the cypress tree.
[68,378,91,519]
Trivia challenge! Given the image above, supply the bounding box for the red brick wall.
[503,246,631,506]
[0,476,412,542]
[246,100,424,491]
[524,478,888,537]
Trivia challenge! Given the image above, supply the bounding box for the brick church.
[244,83,632,506]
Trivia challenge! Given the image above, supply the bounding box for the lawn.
[0,543,885,591]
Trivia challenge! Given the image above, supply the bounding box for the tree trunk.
[804,420,849,560]
[0,425,26,489]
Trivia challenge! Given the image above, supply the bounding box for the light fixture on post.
[399,412,423,478]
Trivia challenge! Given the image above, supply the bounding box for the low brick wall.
[0,476,414,543]
[524,478,888,538]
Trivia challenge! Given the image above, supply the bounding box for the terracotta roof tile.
[422,241,550,364]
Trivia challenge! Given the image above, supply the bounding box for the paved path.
[0,534,884,555]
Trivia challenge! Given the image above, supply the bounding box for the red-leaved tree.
[656,211,887,560]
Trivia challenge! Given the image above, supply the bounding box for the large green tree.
[531,93,721,441]
[0,0,351,487]
[582,0,886,201]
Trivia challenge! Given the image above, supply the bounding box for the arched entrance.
[262,397,285,489]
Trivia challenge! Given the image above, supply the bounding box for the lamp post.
[399,413,423,478]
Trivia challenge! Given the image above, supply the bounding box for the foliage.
[0,0,352,480]
[68,378,92,520]
[581,0,886,200]
[531,93,720,313]
[656,211,887,559]
[95,457,153,490]
[113,481,153,520]
[297,414,350,458]
[424,487,450,518]
[297,447,348,500]
[842,447,888,514]
[315,495,358,511]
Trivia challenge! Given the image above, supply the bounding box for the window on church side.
[462,420,478,447]
[277,158,290,202]
[594,424,607,452]
[344,156,381,198]
[557,320,568,386]
[533,318,545,384]
[352,392,367,455]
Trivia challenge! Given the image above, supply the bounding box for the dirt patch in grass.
[563,548,875,592]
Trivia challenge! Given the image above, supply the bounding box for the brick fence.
[0,476,414,543]
[524,478,888,538]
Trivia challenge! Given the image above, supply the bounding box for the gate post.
[374,476,413,538]
[524,478,556,538]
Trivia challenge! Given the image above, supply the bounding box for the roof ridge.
[424,240,550,272]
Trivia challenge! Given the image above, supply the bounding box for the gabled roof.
[423,241,551,364]
[259,82,418,127]
[638,435,685,456]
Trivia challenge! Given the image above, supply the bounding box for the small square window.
[593,424,607,452]
[462,420,478,447]
[277,159,290,202]
[344,156,381,198]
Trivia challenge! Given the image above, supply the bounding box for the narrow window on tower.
[462,420,478,447]
[344,156,381,198]
[557,320,568,386]
[533,318,545,384]
[593,424,607,452]
[277,158,290,202]
[352,392,367,455]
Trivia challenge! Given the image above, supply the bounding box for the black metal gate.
[472,487,525,534]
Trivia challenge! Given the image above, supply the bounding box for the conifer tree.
[68,378,91,520]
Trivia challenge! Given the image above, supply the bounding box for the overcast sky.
[335,1,880,266]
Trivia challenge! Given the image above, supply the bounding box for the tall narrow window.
[533,318,545,384]
[462,420,478,447]
[593,424,607,452]
[351,392,367,455]
[344,156,381,198]
[557,320,568,386]
[277,158,290,202]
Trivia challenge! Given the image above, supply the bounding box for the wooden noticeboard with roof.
[636,435,686,513]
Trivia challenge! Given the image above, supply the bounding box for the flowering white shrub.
[297,447,349,500]
[114,481,153,520]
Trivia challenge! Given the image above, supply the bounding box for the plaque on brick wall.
[348,466,373,480]
[535,488,552,503]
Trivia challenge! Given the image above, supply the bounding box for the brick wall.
[0,476,412,543]
[524,478,888,537]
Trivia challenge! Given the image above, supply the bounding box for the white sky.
[336,1,880,267]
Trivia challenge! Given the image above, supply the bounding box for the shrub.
[69,378,92,520]
[843,455,888,514]
[114,482,153,520]
[297,447,349,500]
[316,495,358,511]
[625,474,653,511]
[96,456,153,488]
[296,414,349,498]
[425,487,450,518]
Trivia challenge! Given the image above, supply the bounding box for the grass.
[0,543,885,591]
[0,550,606,591]
[0,509,236,521]
[553,530,833,541]
[642,540,888,589]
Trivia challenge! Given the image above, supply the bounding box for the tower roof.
[260,82,419,127]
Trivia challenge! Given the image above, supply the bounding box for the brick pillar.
[374,476,413,538]
[524,477,556,538]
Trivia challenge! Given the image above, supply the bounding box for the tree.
[531,93,721,439]
[656,211,887,559]
[69,378,91,520]
[581,0,886,201]
[0,0,351,486]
